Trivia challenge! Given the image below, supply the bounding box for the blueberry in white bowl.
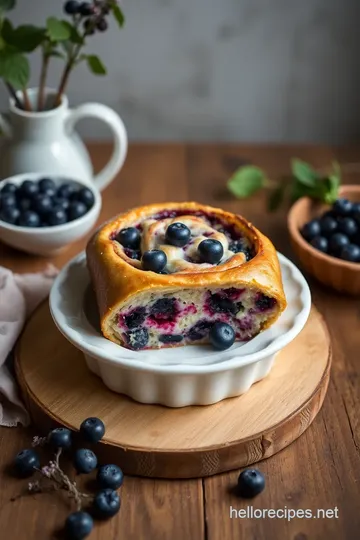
[1,182,17,195]
[0,207,20,225]
[1,177,96,228]
[0,173,101,256]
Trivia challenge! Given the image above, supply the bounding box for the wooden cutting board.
[15,302,331,479]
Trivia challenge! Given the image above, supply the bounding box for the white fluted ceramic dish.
[49,251,311,407]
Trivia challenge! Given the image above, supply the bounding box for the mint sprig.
[227,166,267,198]
[227,158,341,212]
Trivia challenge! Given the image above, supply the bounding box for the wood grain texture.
[1,143,360,540]
[15,303,330,478]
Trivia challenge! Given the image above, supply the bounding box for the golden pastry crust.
[86,202,287,348]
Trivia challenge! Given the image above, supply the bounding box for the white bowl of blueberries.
[288,185,360,295]
[0,173,101,256]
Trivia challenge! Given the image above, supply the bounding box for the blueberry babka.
[86,202,287,351]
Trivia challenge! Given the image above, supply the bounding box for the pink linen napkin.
[0,264,58,427]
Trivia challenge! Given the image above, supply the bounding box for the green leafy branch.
[227,159,341,212]
[0,0,125,111]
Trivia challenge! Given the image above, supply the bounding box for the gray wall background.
[1,0,360,142]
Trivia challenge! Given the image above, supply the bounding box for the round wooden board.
[15,302,331,479]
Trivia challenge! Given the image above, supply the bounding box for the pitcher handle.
[66,103,128,192]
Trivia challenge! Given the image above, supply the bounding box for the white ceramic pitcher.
[0,88,128,191]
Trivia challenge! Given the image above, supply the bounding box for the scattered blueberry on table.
[93,488,121,519]
[301,198,360,262]
[11,416,124,539]
[73,448,98,474]
[97,464,124,490]
[14,448,40,477]
[65,511,94,540]
[10,415,267,538]
[80,416,106,443]
[237,469,266,498]
[0,178,95,227]
[48,427,72,449]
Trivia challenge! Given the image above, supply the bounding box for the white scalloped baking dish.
[49,251,311,407]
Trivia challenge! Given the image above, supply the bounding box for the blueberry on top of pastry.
[86,202,287,351]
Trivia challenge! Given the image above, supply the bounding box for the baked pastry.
[86,202,287,351]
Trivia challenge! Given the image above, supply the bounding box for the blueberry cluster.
[164,222,225,264]
[116,222,226,273]
[0,178,95,227]
[64,1,111,34]
[13,417,123,540]
[301,198,360,262]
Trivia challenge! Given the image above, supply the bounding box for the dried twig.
[38,449,91,511]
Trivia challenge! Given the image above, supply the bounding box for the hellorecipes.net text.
[230,506,339,521]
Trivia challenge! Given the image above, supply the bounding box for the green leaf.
[290,179,311,202]
[3,23,46,52]
[86,54,107,75]
[0,51,29,89]
[0,0,16,12]
[291,158,319,187]
[227,166,266,198]
[323,175,340,204]
[1,18,13,40]
[46,17,71,42]
[61,21,84,44]
[332,160,341,179]
[111,2,125,27]
[49,49,65,59]
[267,183,286,212]
[60,40,72,55]
[323,161,341,203]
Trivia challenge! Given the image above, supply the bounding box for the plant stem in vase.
[4,82,23,110]
[53,1,117,108]
[0,0,125,112]
[37,51,50,111]
[22,88,32,111]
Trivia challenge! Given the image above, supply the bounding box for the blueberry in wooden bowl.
[288,185,360,295]
[0,172,101,256]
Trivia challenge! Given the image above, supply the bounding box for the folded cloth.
[0,264,58,427]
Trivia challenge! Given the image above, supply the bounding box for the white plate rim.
[49,251,311,375]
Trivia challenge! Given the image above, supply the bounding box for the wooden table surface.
[1,143,359,540]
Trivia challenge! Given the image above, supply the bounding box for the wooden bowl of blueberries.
[288,185,360,295]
